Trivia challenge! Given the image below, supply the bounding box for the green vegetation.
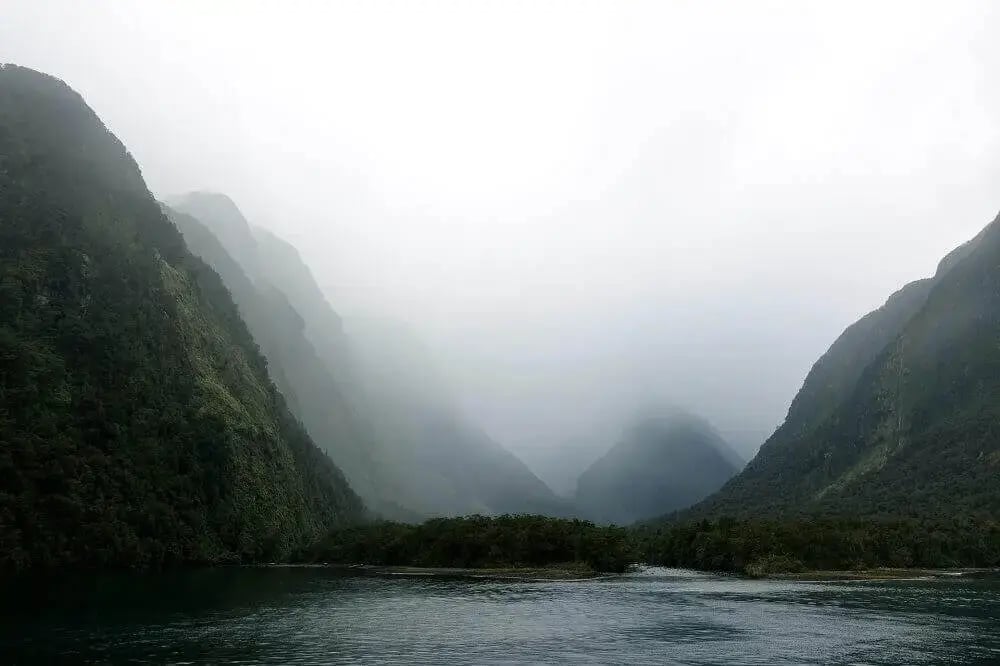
[300,514,1000,578]
[302,515,634,573]
[635,517,1000,575]
[0,65,362,572]
[4,62,1000,581]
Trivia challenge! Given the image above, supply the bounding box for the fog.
[4,1,1000,492]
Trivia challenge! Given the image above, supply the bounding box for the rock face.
[169,194,570,520]
[691,213,1000,519]
[575,410,741,524]
[0,65,363,571]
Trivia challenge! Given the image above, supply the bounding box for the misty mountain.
[689,214,1000,519]
[344,316,573,517]
[575,410,741,524]
[172,192,354,381]
[163,203,383,507]
[169,194,569,519]
[0,65,362,570]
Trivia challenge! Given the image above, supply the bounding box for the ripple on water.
[1,568,998,665]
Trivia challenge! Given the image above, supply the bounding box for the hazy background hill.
[344,316,573,517]
[689,214,1000,519]
[0,65,362,570]
[575,410,741,524]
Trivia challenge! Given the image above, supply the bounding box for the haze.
[4,1,999,493]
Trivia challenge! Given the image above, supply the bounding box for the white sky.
[4,1,999,488]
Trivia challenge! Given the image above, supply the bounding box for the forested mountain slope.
[575,411,740,524]
[689,214,1000,518]
[164,205,382,507]
[170,195,569,519]
[0,65,362,571]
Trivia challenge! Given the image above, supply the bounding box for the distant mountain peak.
[575,409,740,524]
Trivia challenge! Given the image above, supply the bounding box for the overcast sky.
[4,1,999,490]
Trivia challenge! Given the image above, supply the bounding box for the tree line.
[301,514,633,573]
[299,513,1000,576]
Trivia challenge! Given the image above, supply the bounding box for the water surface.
[2,567,998,664]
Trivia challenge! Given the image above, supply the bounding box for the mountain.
[169,194,569,519]
[690,214,1000,519]
[163,202,381,507]
[575,410,741,524]
[344,316,574,517]
[0,65,362,571]
[251,226,352,377]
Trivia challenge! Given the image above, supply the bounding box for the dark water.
[2,567,999,665]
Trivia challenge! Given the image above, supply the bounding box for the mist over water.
[3,2,999,486]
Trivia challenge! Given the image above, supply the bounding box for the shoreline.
[765,567,998,582]
[297,563,607,581]
[266,563,999,583]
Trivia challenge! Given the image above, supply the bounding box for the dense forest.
[635,517,1000,575]
[302,515,633,573]
[0,65,362,572]
[298,513,1000,577]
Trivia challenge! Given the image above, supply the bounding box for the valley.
[3,2,1000,659]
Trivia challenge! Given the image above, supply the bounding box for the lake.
[2,567,998,664]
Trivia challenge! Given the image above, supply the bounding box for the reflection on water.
[1,567,998,665]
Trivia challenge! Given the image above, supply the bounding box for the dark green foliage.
[575,412,740,524]
[636,517,1000,575]
[689,214,1000,519]
[303,514,634,573]
[0,65,362,572]
[306,514,1000,577]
